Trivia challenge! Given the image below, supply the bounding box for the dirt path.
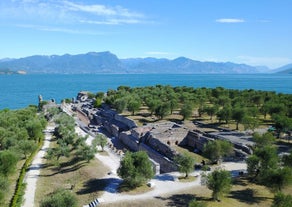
[21,124,55,207]
[76,127,203,205]
[68,104,248,206]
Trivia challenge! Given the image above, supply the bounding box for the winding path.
[21,124,55,207]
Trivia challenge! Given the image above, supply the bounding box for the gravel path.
[76,127,203,205]
[21,124,55,207]
[76,125,248,206]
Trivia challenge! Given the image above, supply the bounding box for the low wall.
[139,143,177,173]
[143,133,178,160]
[119,131,139,152]
[184,131,213,152]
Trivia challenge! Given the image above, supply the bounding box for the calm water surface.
[0,74,291,109]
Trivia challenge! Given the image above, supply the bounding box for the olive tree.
[272,192,292,207]
[117,151,154,189]
[206,169,232,201]
[203,140,233,164]
[174,153,195,178]
[95,134,107,151]
[0,150,18,176]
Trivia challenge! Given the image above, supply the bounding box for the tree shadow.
[40,161,86,177]
[167,118,183,124]
[228,188,270,204]
[138,118,157,124]
[155,194,196,207]
[232,177,249,187]
[155,193,214,206]
[59,156,81,168]
[77,178,121,195]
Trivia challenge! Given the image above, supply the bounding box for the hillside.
[274,63,292,74]
[0,51,267,74]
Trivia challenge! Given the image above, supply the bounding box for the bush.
[40,188,77,207]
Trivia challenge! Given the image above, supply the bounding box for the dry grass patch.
[35,155,109,207]
[118,183,153,195]
[101,177,274,207]
[178,176,197,182]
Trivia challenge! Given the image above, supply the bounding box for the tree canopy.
[203,140,233,164]
[102,85,291,133]
[206,169,232,201]
[117,151,154,189]
[174,153,195,178]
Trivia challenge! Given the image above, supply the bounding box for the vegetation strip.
[10,135,44,207]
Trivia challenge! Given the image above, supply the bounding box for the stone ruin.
[75,92,254,173]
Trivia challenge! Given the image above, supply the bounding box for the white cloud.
[62,1,143,18]
[216,18,245,23]
[236,55,292,68]
[1,0,146,26]
[16,24,105,35]
[80,18,142,25]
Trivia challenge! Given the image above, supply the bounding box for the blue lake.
[0,74,291,109]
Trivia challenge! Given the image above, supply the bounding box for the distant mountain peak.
[0,51,275,74]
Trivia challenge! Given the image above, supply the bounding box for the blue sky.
[0,0,291,69]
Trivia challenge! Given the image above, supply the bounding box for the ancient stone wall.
[184,131,213,152]
[114,113,137,129]
[143,133,178,160]
[139,143,177,173]
[119,131,139,152]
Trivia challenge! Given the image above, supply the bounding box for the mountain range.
[0,51,290,74]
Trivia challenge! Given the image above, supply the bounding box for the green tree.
[46,144,70,161]
[216,106,232,124]
[204,105,218,120]
[95,134,107,151]
[0,175,8,204]
[272,192,292,207]
[117,151,154,189]
[246,146,278,181]
[25,118,44,142]
[127,99,141,115]
[17,139,38,158]
[180,102,193,121]
[203,140,233,164]
[114,98,128,113]
[40,188,77,207]
[232,107,246,130]
[0,150,18,176]
[94,98,102,108]
[272,114,292,138]
[206,169,232,201]
[76,145,97,163]
[155,102,170,120]
[252,132,275,148]
[174,154,195,178]
[242,116,259,131]
[145,98,159,116]
[265,167,292,192]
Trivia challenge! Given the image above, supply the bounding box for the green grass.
[118,182,152,195]
[100,178,274,207]
[173,145,208,163]
[178,176,197,182]
[35,141,110,207]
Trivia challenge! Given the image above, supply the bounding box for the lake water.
[0,74,291,109]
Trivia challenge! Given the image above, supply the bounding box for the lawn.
[34,145,110,207]
[100,177,274,207]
